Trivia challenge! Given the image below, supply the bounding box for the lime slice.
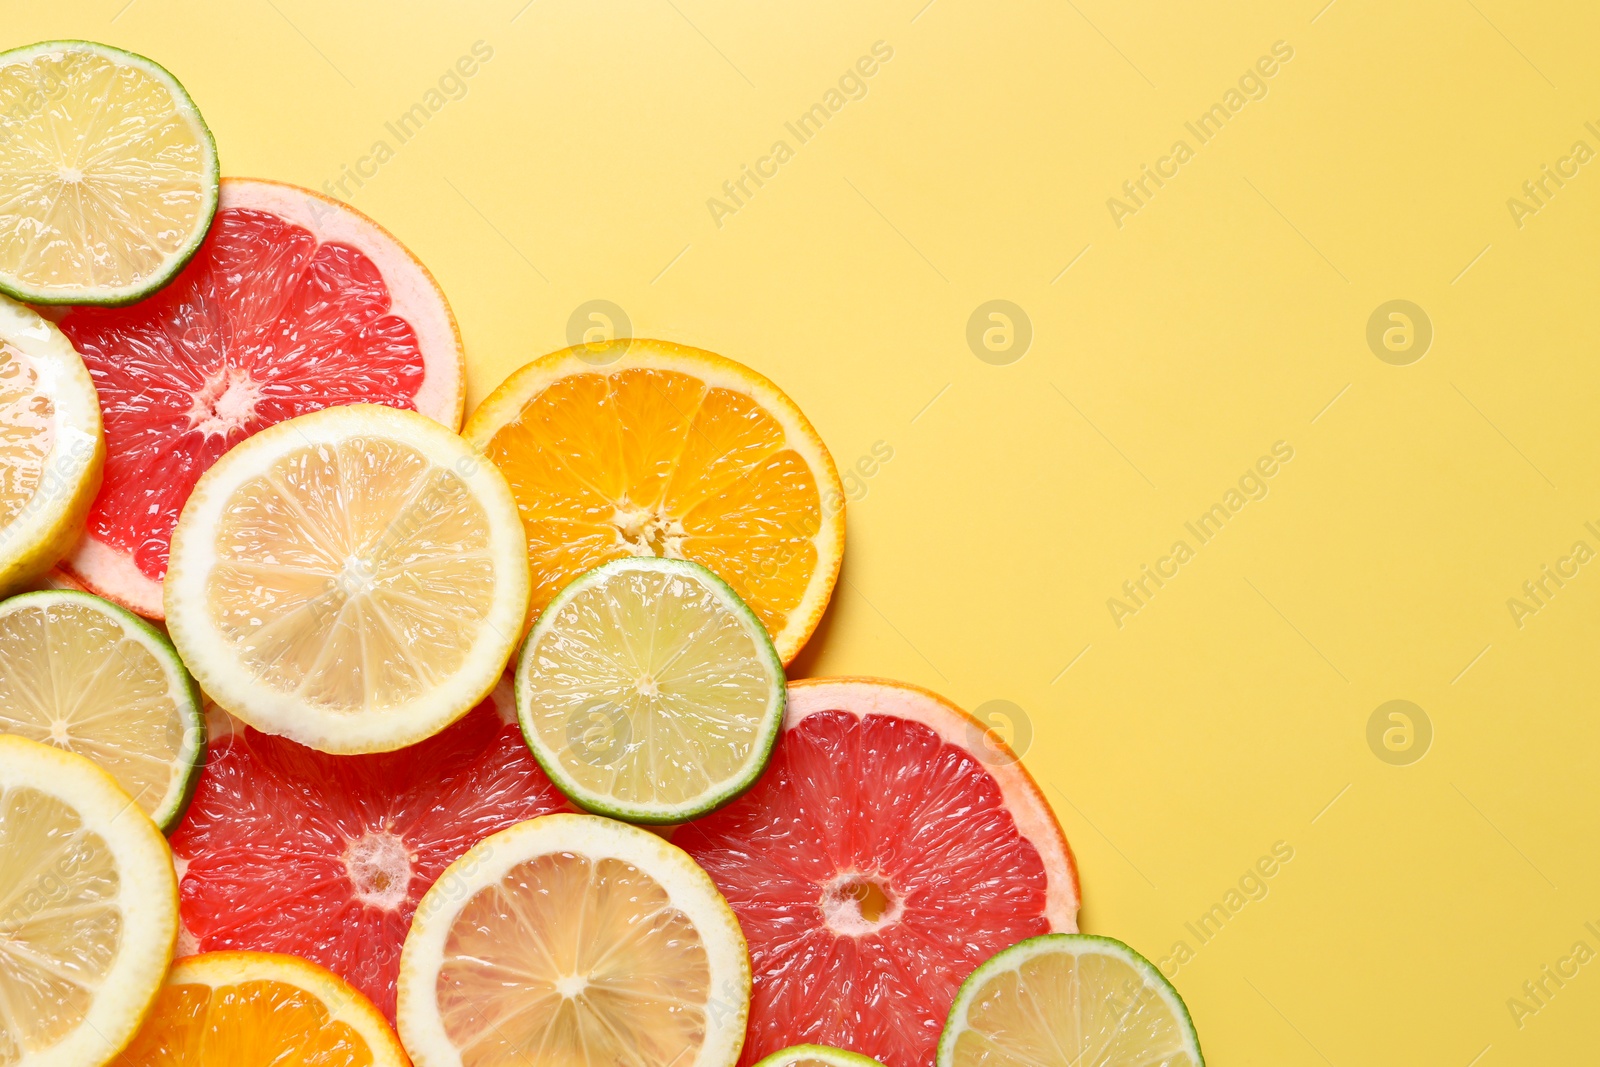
[0,589,204,830]
[938,934,1204,1067]
[753,1046,886,1067]
[0,40,218,305]
[514,557,786,823]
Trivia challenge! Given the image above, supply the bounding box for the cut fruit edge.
[751,1046,887,1067]
[516,556,787,824]
[0,40,219,307]
[935,934,1204,1067]
[59,177,466,620]
[462,339,845,665]
[0,735,178,1067]
[163,404,529,754]
[0,296,104,597]
[155,952,408,1066]
[0,588,204,831]
[397,812,751,1067]
[785,677,1080,931]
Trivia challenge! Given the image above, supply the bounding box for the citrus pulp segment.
[752,1045,887,1067]
[0,735,178,1067]
[118,951,409,1067]
[0,297,103,599]
[169,679,570,1021]
[463,339,844,663]
[0,590,203,830]
[397,812,751,1067]
[0,40,218,305]
[162,404,528,754]
[516,556,786,823]
[675,678,1079,1067]
[937,935,1203,1067]
[57,177,465,618]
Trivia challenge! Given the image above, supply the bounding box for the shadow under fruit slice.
[674,678,1080,1067]
[168,680,569,1023]
[56,177,464,619]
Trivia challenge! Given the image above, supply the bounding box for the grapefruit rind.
[752,1046,887,1067]
[397,812,752,1067]
[462,339,845,665]
[0,41,219,306]
[515,556,787,824]
[0,296,104,598]
[0,735,178,1067]
[935,934,1204,1067]
[0,589,204,831]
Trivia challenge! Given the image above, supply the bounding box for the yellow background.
[14,1,1600,1062]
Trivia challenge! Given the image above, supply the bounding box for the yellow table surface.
[16,1,1599,1062]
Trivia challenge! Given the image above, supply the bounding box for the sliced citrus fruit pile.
[676,679,1080,1067]
[163,403,528,753]
[0,735,178,1067]
[938,935,1204,1067]
[464,339,844,663]
[0,41,218,306]
[169,679,569,1020]
[119,951,409,1067]
[57,178,465,618]
[398,812,751,1067]
[0,296,103,598]
[0,589,203,830]
[516,556,786,823]
[754,1046,886,1067]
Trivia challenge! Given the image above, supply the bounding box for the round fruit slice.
[398,812,751,1067]
[119,951,409,1067]
[0,296,103,598]
[0,41,218,305]
[0,589,204,830]
[516,557,785,823]
[0,735,178,1067]
[163,404,528,753]
[754,1046,886,1067]
[464,339,844,664]
[937,935,1204,1067]
[57,177,465,618]
[675,678,1080,1067]
[169,678,569,1021]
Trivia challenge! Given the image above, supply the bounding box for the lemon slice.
[0,735,178,1067]
[0,590,203,830]
[398,812,751,1067]
[163,404,529,754]
[0,41,218,305]
[937,934,1204,1067]
[120,951,408,1067]
[753,1046,886,1067]
[515,557,785,823]
[0,296,103,597]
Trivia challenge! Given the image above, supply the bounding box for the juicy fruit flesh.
[522,566,777,809]
[0,786,121,1065]
[0,47,211,296]
[436,851,711,1067]
[120,979,378,1067]
[59,206,426,582]
[0,344,51,528]
[169,697,567,1020]
[950,951,1198,1067]
[0,599,189,821]
[485,368,822,639]
[678,711,1053,1067]
[204,436,491,712]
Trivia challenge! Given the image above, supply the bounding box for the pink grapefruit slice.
[167,678,568,1022]
[54,177,464,618]
[676,678,1079,1067]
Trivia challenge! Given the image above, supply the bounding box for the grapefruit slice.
[55,177,464,618]
[167,679,569,1022]
[463,339,844,663]
[675,678,1079,1067]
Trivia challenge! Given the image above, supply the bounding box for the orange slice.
[118,951,409,1067]
[463,340,844,663]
